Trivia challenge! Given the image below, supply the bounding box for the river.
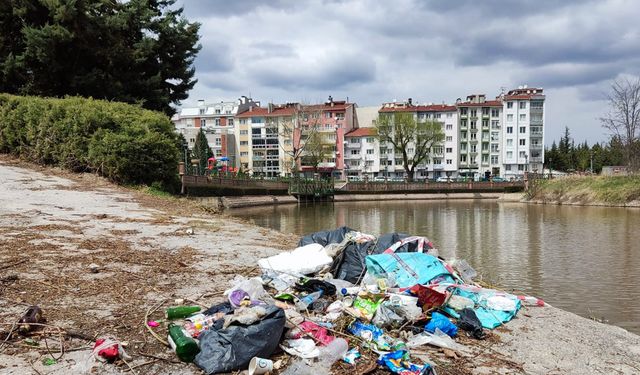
[229,200,640,334]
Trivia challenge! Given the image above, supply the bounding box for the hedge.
[0,94,179,186]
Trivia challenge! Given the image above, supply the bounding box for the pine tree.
[192,129,212,176]
[0,0,201,115]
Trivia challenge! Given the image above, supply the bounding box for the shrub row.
[0,94,179,186]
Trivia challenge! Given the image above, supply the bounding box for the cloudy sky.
[175,0,640,145]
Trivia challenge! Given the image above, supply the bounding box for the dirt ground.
[1,156,639,375]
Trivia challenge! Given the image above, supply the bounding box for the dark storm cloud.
[194,43,234,73]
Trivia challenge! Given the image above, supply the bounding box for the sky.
[175,0,640,145]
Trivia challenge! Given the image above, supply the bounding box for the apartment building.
[234,102,296,177]
[344,127,380,179]
[501,86,545,177]
[171,100,238,159]
[296,97,358,179]
[456,95,503,179]
[378,100,459,180]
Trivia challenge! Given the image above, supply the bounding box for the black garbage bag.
[294,278,337,296]
[330,241,376,284]
[297,226,355,247]
[457,308,485,339]
[194,305,286,374]
[200,302,234,331]
[373,232,411,253]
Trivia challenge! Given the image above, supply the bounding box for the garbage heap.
[160,227,546,374]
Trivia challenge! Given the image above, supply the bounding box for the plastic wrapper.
[378,350,433,375]
[425,312,458,337]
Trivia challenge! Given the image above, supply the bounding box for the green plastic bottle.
[168,324,200,362]
[165,305,201,320]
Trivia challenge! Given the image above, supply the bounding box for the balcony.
[469,139,478,144]
[530,131,543,137]
[482,149,490,154]
[432,164,444,170]
[252,156,265,161]
[345,142,361,148]
[530,144,543,151]
[530,157,543,163]
[470,127,478,133]
[318,162,336,168]
[460,114,468,119]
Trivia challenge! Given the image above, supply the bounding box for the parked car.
[492,176,507,182]
[373,176,387,182]
[436,176,450,182]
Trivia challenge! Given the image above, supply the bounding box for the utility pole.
[590,152,593,174]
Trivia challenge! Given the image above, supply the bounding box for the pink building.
[296,96,357,178]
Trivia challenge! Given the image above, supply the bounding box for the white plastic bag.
[258,244,332,275]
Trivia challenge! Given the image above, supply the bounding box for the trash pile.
[150,226,546,374]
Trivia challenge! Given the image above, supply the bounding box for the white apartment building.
[456,94,503,180]
[171,100,238,159]
[378,100,459,180]
[344,127,380,179]
[501,86,545,178]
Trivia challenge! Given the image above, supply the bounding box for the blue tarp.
[365,253,454,288]
[442,286,521,329]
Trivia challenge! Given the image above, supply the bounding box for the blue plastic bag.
[425,312,458,337]
[378,350,432,375]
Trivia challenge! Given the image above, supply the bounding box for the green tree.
[0,0,200,115]
[600,77,640,170]
[192,128,212,176]
[376,113,445,181]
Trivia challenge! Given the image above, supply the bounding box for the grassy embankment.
[529,175,640,205]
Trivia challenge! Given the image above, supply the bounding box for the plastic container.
[167,324,200,362]
[183,313,219,337]
[165,306,201,320]
[295,291,323,311]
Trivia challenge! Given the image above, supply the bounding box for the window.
[240,141,248,146]
[240,119,247,125]
[336,113,345,120]
[380,148,387,154]
[519,151,526,158]
[519,139,526,146]
[507,114,514,122]
[471,133,477,140]
[366,149,374,154]
[520,126,526,134]
[531,100,544,109]
[491,120,499,129]
[506,165,511,171]
[215,109,221,114]
[446,147,453,153]
[240,152,248,156]
[519,101,526,109]
[519,114,526,121]
[491,132,499,141]
[446,159,452,164]
[460,108,468,115]
[471,145,477,152]
[460,155,467,162]
[507,139,513,146]
[518,164,524,171]
[507,151,513,159]
[460,143,467,151]
[325,112,332,118]
[482,119,488,128]
[199,108,205,115]
[461,131,467,138]
[491,143,499,152]
[470,109,477,117]
[491,109,500,117]
[507,102,513,109]
[228,119,234,126]
[407,148,414,154]
[446,124,453,130]
[507,126,513,134]
[350,138,359,143]
[214,118,220,126]
[435,113,441,119]
[225,110,232,115]
[215,150,222,157]
[482,154,489,163]
[366,137,374,143]
[482,108,489,116]
[350,149,360,155]
[491,155,498,164]
[240,130,248,135]
[446,113,452,118]
[215,138,221,146]
[200,119,206,127]
[446,136,453,142]
[470,121,477,129]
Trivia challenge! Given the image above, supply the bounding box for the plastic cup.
[248,357,273,375]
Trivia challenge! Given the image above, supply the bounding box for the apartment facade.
[501,86,545,177]
[172,100,238,159]
[377,100,459,180]
[296,97,358,179]
[344,128,380,179]
[234,103,296,177]
[456,95,503,179]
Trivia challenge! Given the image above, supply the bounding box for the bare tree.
[600,77,640,169]
[273,104,323,177]
[376,112,445,181]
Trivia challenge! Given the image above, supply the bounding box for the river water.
[229,200,640,334]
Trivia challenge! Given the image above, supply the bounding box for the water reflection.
[229,201,640,334]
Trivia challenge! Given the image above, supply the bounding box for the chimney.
[268,103,274,113]
[249,106,253,112]
[408,98,413,106]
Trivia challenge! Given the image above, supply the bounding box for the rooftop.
[345,127,377,137]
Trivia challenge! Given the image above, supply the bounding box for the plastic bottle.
[318,338,348,363]
[165,306,201,320]
[295,291,323,311]
[167,324,200,362]
[340,287,360,296]
[183,313,219,337]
